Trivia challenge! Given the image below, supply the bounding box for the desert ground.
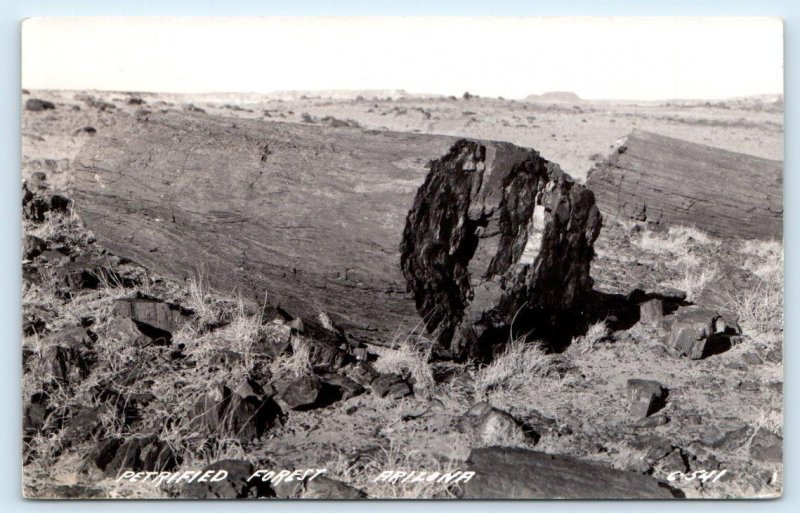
[21,89,783,498]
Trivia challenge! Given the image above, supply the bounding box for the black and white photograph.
[19,16,784,499]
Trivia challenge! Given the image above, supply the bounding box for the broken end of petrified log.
[401,139,602,360]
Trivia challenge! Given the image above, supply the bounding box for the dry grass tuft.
[568,320,610,354]
[724,277,783,335]
[472,338,556,402]
[355,442,463,498]
[374,324,436,398]
[269,336,313,380]
[666,261,719,302]
[635,225,718,255]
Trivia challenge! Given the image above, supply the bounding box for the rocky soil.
[21,89,783,499]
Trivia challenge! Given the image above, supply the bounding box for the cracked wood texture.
[586,129,783,240]
[72,111,600,354]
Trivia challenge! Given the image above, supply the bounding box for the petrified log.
[586,129,782,240]
[463,447,683,499]
[72,110,600,357]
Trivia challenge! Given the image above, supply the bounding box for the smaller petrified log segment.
[586,130,783,240]
[463,447,682,499]
[402,140,602,359]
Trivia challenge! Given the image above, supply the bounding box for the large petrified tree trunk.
[585,129,782,240]
[72,111,600,358]
[401,140,601,358]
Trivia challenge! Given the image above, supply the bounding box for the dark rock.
[26,98,56,111]
[112,298,188,335]
[765,346,782,364]
[190,382,282,442]
[95,435,179,477]
[274,374,321,410]
[370,373,412,399]
[348,362,381,387]
[50,194,72,214]
[37,328,96,384]
[749,428,782,462]
[654,448,690,475]
[742,352,763,365]
[23,235,46,259]
[401,139,602,359]
[710,425,754,451]
[37,249,71,265]
[317,372,365,401]
[23,192,50,222]
[627,379,666,418]
[54,262,103,291]
[127,97,146,105]
[61,407,105,445]
[457,402,534,445]
[181,460,274,499]
[22,308,49,336]
[665,306,737,359]
[463,447,682,499]
[23,393,49,438]
[639,298,664,324]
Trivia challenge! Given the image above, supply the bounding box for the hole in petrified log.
[401,139,602,361]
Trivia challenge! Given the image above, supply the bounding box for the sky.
[21,16,784,100]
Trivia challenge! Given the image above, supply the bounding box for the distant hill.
[525,91,582,103]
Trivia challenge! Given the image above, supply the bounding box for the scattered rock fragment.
[317,372,365,401]
[112,297,188,335]
[190,382,282,442]
[23,393,49,439]
[23,234,46,260]
[36,327,97,384]
[639,298,664,324]
[626,379,667,418]
[181,460,274,499]
[458,402,535,445]
[26,98,56,111]
[274,374,321,411]
[749,428,782,462]
[348,362,381,387]
[94,435,179,477]
[369,372,412,399]
[665,306,740,359]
